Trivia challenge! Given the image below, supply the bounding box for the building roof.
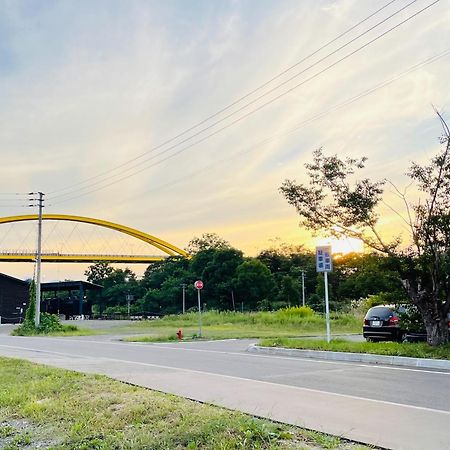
[0,273,30,286]
[41,280,103,292]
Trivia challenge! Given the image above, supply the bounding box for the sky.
[0,0,449,281]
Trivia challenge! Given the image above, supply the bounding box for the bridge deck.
[0,253,166,263]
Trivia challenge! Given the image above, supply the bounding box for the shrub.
[276,306,315,319]
[399,306,425,333]
[13,313,71,335]
[363,292,401,310]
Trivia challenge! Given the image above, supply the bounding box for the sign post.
[194,280,204,337]
[316,245,333,343]
[126,294,134,317]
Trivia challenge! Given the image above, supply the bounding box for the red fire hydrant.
[176,329,183,340]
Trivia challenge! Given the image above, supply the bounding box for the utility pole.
[181,283,186,314]
[301,271,306,307]
[30,192,44,327]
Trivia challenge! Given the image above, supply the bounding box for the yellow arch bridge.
[0,214,188,263]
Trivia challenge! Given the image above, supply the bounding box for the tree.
[201,248,244,310]
[85,262,114,314]
[280,114,450,346]
[85,261,113,283]
[235,260,274,310]
[85,263,143,313]
[333,252,406,307]
[141,257,192,313]
[186,233,231,254]
[279,275,300,307]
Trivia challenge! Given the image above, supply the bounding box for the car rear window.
[365,306,394,319]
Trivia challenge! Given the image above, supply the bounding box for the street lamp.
[125,277,133,318]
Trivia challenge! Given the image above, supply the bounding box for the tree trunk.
[401,279,449,346]
[424,316,449,346]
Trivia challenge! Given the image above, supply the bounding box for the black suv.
[363,305,406,342]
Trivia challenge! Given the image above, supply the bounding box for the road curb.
[247,344,450,370]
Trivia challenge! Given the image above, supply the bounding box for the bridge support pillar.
[78,283,84,317]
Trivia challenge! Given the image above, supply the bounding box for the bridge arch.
[0,214,188,262]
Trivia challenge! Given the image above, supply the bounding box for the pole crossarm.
[0,214,188,261]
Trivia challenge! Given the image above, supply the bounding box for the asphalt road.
[0,334,449,450]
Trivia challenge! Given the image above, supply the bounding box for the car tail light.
[364,319,369,325]
[388,316,399,326]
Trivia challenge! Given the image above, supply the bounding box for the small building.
[0,273,29,324]
[41,280,103,319]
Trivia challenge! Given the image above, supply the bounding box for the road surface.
[0,334,448,450]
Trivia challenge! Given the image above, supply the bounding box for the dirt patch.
[0,419,61,449]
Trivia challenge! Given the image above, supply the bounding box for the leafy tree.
[85,262,143,313]
[334,253,405,303]
[235,260,274,310]
[186,233,231,254]
[279,275,300,307]
[280,114,450,345]
[201,248,244,310]
[141,257,192,313]
[85,261,114,283]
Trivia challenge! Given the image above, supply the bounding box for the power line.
[48,0,405,196]
[92,48,450,212]
[48,0,440,206]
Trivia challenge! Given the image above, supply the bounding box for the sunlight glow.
[316,236,364,255]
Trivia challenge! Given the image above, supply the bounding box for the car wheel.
[365,337,375,342]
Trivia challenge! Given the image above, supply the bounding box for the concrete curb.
[247,344,450,370]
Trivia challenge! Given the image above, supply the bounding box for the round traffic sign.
[194,280,203,290]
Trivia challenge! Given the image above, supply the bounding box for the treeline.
[84,233,406,315]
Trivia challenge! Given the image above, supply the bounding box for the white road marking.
[0,342,449,416]
[1,335,449,375]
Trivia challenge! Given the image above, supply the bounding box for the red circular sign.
[194,280,203,290]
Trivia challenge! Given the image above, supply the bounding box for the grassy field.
[121,309,361,342]
[0,357,373,450]
[259,338,450,360]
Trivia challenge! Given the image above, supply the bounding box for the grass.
[121,309,361,342]
[11,326,97,337]
[0,357,374,450]
[259,338,450,360]
[11,322,96,337]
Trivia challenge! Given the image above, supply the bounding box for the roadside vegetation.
[123,308,361,342]
[0,357,373,450]
[259,338,450,360]
[84,235,406,320]
[12,282,85,337]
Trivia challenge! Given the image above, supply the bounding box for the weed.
[259,338,450,359]
[0,424,15,438]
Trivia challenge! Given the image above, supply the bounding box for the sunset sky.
[1,0,449,280]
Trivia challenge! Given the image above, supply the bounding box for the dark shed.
[0,273,29,324]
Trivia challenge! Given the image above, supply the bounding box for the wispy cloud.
[0,0,449,279]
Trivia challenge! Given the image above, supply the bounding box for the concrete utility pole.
[181,283,187,314]
[31,192,44,327]
[301,271,306,307]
